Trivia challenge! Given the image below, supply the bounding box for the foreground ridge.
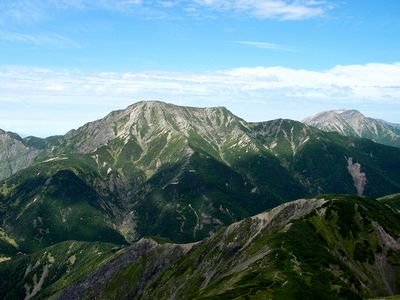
[2,195,400,299]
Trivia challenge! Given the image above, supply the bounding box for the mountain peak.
[304,109,400,147]
[250,118,319,157]
[303,109,364,122]
[335,109,361,114]
[117,101,237,138]
[335,109,365,119]
[54,100,252,177]
[127,100,228,112]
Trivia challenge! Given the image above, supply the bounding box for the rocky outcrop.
[346,157,367,195]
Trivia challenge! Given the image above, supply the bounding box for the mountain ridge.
[2,194,400,299]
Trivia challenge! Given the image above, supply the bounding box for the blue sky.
[0,0,399,137]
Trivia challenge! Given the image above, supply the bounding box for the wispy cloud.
[48,0,144,11]
[0,0,143,24]
[194,0,330,20]
[0,1,45,24]
[0,31,81,48]
[235,40,294,51]
[0,0,331,24]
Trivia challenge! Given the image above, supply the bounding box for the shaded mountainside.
[0,241,121,300]
[303,109,400,148]
[0,144,304,249]
[0,160,127,253]
[250,119,400,197]
[55,195,400,299]
[0,102,399,250]
[2,195,400,299]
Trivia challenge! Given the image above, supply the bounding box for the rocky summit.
[304,109,400,148]
[0,101,399,299]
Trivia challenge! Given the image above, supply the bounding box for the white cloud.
[0,0,330,24]
[235,40,293,51]
[220,63,400,100]
[1,63,400,104]
[0,62,399,136]
[194,0,329,20]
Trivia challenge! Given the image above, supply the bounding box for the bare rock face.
[346,157,367,195]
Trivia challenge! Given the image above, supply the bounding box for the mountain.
[303,109,400,148]
[1,101,400,251]
[0,129,63,181]
[0,102,307,249]
[2,195,400,299]
[250,119,400,197]
[0,129,41,180]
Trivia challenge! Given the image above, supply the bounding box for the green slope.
[38,195,400,300]
[0,157,127,253]
[0,241,121,300]
[251,119,400,196]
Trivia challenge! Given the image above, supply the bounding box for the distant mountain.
[303,109,400,147]
[0,129,41,180]
[2,194,400,299]
[1,101,400,251]
[0,129,63,181]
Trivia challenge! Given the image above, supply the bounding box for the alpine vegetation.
[0,101,399,299]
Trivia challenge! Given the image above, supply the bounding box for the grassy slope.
[39,195,400,300]
[251,120,400,197]
[1,195,400,299]
[0,240,121,300]
[0,157,127,253]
